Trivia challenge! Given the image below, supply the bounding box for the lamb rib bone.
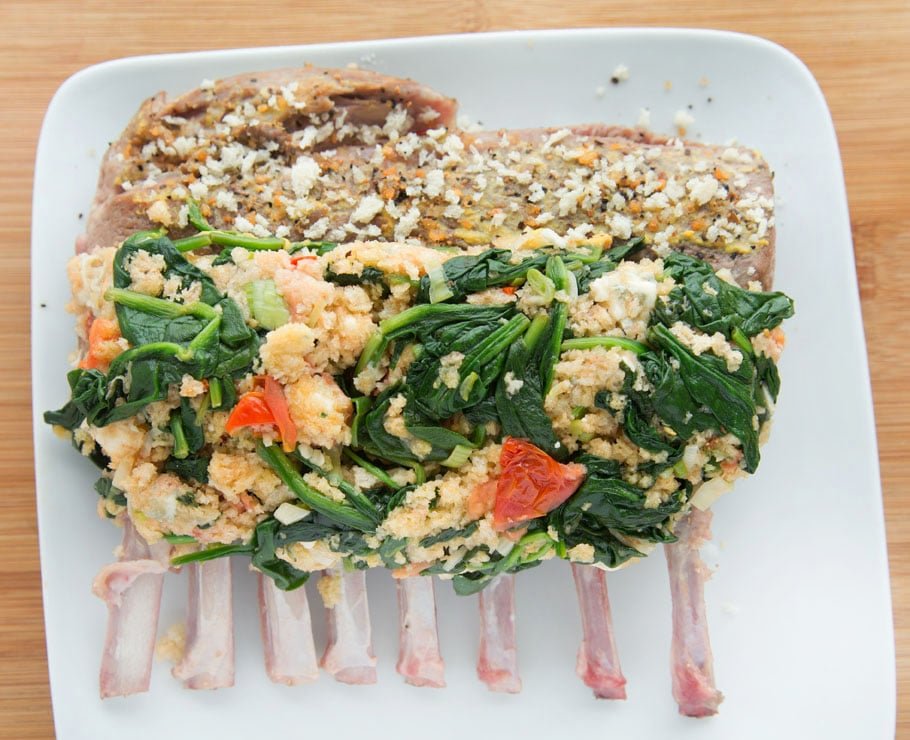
[477,574,521,693]
[320,568,377,684]
[571,563,627,699]
[664,507,724,717]
[258,573,319,685]
[395,576,446,687]
[172,557,235,689]
[93,518,169,698]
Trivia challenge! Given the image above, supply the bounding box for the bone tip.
[267,671,320,686]
[181,675,236,690]
[100,682,149,699]
[673,666,723,716]
[332,666,378,685]
[478,670,522,694]
[582,669,627,700]
[674,682,723,716]
[678,696,723,718]
[403,674,447,689]
[593,681,628,701]
[398,661,446,688]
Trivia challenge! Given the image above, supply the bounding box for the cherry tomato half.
[493,437,586,530]
[225,376,298,452]
[225,391,273,432]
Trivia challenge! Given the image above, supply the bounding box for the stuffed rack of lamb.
[45,66,793,714]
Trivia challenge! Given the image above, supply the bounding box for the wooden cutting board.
[1,1,907,737]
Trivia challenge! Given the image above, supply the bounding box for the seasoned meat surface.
[85,67,774,289]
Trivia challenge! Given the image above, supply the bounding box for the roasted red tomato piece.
[260,375,298,452]
[225,391,273,433]
[492,437,586,530]
[224,376,298,452]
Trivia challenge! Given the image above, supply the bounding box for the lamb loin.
[83,68,774,288]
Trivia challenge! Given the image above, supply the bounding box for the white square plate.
[31,28,894,739]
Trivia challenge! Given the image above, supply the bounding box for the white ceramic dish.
[31,28,894,739]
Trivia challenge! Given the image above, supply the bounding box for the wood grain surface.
[1,1,907,737]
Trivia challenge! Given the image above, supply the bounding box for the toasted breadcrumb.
[155,623,186,663]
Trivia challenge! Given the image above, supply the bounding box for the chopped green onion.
[459,371,479,401]
[673,459,689,477]
[244,280,290,330]
[572,244,604,263]
[208,378,223,409]
[194,393,211,426]
[386,273,415,287]
[171,415,189,459]
[546,255,569,292]
[441,444,473,468]
[731,326,753,355]
[273,502,311,526]
[568,419,595,443]
[526,268,555,304]
[427,265,454,304]
[350,397,372,448]
[571,405,587,420]
[565,270,579,301]
[325,446,343,476]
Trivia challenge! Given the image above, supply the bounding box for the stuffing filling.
[48,223,792,593]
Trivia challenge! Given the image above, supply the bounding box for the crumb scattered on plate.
[674,108,695,135]
[610,64,629,84]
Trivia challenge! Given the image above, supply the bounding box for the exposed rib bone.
[258,574,319,685]
[571,563,627,699]
[93,519,169,699]
[320,569,377,684]
[395,576,445,687]
[477,574,521,693]
[665,508,723,717]
[172,558,235,689]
